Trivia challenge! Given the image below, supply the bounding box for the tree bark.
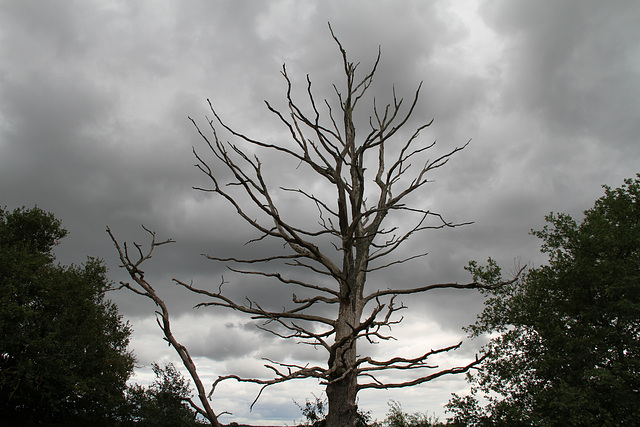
[326,370,358,426]
[326,299,361,427]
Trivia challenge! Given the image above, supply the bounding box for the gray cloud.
[2,0,638,423]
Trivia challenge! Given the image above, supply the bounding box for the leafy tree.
[447,175,640,426]
[126,362,203,426]
[108,25,519,426]
[0,206,135,425]
[383,400,443,427]
[444,394,489,426]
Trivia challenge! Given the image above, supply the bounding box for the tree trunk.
[326,369,358,426]
[326,298,360,426]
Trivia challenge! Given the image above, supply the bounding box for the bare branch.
[106,227,223,427]
[210,360,327,410]
[358,352,487,391]
[173,278,337,326]
[364,266,526,305]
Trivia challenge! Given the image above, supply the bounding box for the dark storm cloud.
[481,0,640,146]
[2,0,639,423]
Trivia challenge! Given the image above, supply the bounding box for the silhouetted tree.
[447,175,640,425]
[127,362,203,426]
[1,207,134,425]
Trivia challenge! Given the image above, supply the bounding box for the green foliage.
[383,400,443,427]
[0,205,68,257]
[295,394,377,427]
[126,362,202,426]
[294,397,446,427]
[447,175,640,425]
[295,394,327,426]
[444,394,489,427]
[0,206,135,425]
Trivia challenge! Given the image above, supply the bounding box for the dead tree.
[109,25,521,427]
[106,226,225,427]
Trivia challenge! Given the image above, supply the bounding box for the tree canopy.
[0,206,135,425]
[447,175,640,426]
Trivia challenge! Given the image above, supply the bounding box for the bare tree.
[109,26,521,427]
[106,226,225,427]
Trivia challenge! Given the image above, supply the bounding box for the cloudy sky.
[2,0,639,424]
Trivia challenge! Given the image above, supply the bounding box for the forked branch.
[106,226,222,427]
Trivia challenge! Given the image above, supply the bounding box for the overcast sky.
[2,0,639,424]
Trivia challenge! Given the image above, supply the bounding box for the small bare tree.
[109,26,520,426]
